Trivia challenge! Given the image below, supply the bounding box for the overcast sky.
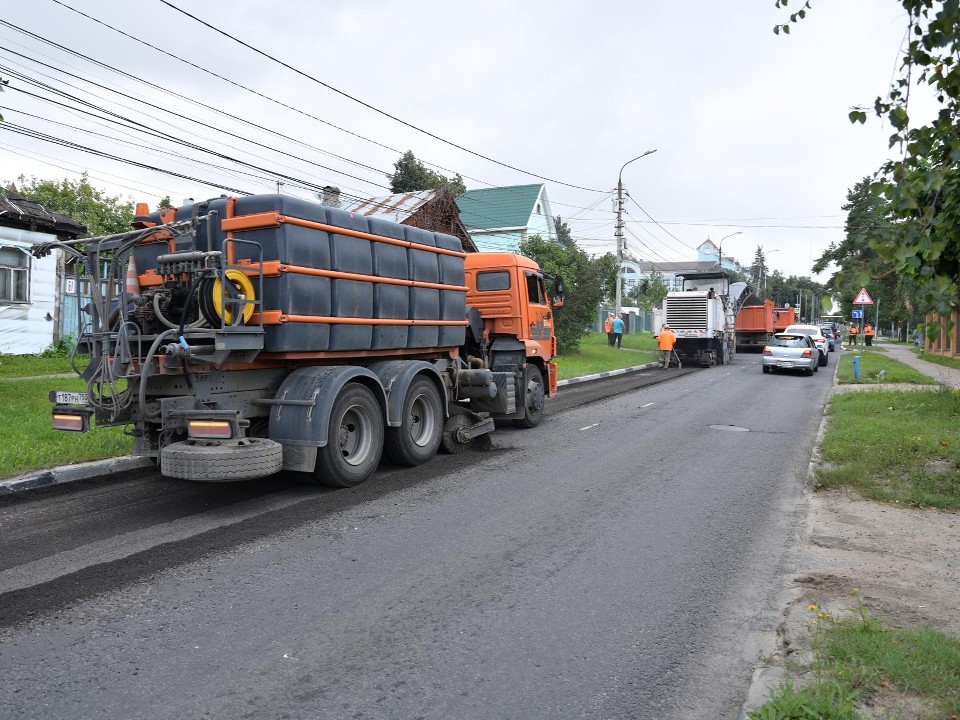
[0,1,916,281]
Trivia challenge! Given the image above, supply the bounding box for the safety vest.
[849,326,858,335]
[657,329,677,351]
[604,316,614,333]
[864,325,874,336]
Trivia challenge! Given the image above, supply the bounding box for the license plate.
[54,391,89,405]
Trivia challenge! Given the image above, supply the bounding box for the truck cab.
[464,252,561,396]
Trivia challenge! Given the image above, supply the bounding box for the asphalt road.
[0,353,834,719]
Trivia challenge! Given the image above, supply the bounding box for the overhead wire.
[156,0,607,193]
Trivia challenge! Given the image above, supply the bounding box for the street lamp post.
[761,248,781,293]
[715,231,742,270]
[615,150,658,315]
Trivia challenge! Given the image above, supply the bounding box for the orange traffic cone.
[125,254,140,296]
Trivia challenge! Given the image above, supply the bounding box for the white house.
[0,189,86,354]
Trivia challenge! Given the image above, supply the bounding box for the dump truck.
[653,271,750,367]
[38,194,564,487]
[735,299,776,352]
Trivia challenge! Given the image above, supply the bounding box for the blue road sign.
[851,309,863,319]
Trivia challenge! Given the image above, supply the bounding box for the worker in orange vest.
[848,324,858,346]
[863,324,875,347]
[604,313,615,346]
[656,324,677,368]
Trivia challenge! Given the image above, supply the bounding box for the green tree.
[519,217,617,354]
[388,151,466,197]
[158,196,173,210]
[813,177,921,332]
[628,269,669,311]
[16,174,133,237]
[778,1,960,317]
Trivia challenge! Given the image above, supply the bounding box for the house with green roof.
[455,184,554,253]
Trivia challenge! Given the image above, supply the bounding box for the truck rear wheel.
[161,438,283,481]
[384,376,443,466]
[312,383,384,488]
[513,364,545,428]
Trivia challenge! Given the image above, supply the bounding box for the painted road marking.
[579,423,600,431]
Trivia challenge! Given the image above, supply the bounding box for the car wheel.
[814,364,819,372]
[762,366,770,374]
[818,352,828,367]
[805,368,815,376]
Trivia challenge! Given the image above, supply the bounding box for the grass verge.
[917,349,960,372]
[0,377,131,479]
[836,350,937,385]
[750,596,960,719]
[817,388,960,509]
[555,332,658,379]
[0,353,80,378]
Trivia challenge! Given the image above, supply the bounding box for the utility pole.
[615,150,657,315]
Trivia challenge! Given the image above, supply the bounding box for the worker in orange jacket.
[604,313,615,346]
[863,324,875,347]
[656,324,677,369]
[848,324,858,346]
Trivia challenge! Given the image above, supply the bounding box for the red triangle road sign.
[854,287,873,304]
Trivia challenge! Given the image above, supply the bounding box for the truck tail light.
[188,420,233,439]
[53,413,88,432]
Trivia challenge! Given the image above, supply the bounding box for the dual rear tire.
[311,377,444,488]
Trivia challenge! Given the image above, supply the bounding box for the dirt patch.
[766,487,960,718]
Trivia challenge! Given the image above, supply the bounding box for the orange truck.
[40,194,564,487]
[735,301,796,351]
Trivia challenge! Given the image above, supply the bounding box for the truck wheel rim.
[408,392,437,448]
[338,404,374,466]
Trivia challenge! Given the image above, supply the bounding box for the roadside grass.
[751,598,960,719]
[916,350,960,372]
[836,350,936,385]
[0,353,81,378]
[555,331,658,380]
[817,389,960,509]
[0,377,131,479]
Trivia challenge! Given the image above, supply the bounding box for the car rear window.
[773,335,807,348]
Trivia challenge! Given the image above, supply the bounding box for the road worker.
[604,313,615,346]
[656,324,677,369]
[863,324,875,347]
[848,324,858,346]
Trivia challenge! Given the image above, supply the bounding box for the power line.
[157,0,607,194]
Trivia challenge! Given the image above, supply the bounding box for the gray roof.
[0,189,87,237]
[339,189,436,222]
[633,260,719,273]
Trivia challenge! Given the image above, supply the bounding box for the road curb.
[0,456,153,496]
[557,362,659,386]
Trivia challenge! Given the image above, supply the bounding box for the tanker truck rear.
[40,194,563,488]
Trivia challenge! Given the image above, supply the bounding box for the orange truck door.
[523,268,555,358]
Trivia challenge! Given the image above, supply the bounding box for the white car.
[784,324,829,366]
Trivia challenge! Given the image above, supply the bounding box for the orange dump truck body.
[735,300,776,351]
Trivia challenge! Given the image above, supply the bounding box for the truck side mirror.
[552,275,565,308]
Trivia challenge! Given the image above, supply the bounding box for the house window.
[0,247,29,303]
[535,203,541,214]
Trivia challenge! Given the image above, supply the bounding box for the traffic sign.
[851,309,863,319]
[853,287,873,304]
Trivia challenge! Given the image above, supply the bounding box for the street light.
[715,231,743,270]
[615,150,658,315]
[761,249,781,293]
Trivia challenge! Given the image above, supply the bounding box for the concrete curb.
[557,362,659,386]
[0,456,153,496]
